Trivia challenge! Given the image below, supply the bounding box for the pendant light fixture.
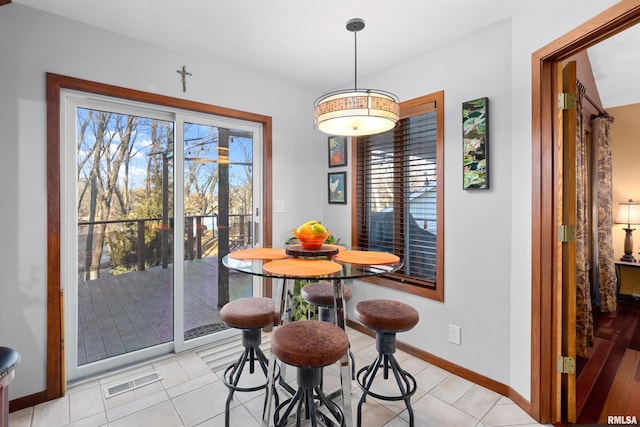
[314,18,399,137]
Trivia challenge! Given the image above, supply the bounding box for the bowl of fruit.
[292,220,331,250]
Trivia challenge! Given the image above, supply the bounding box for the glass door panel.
[65,92,264,382]
[182,122,255,342]
[75,106,175,367]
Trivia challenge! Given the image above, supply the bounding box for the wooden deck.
[77,257,252,365]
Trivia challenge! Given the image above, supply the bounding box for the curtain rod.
[577,80,615,122]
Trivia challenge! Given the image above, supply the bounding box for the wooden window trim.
[45,73,272,402]
[351,90,444,302]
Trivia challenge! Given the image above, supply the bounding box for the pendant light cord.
[354,25,358,90]
[347,18,365,91]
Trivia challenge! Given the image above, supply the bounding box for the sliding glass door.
[177,117,259,350]
[63,93,262,382]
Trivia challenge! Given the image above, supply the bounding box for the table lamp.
[615,199,640,262]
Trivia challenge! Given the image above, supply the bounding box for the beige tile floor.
[9,327,551,427]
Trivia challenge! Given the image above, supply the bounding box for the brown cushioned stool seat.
[355,299,419,332]
[301,281,352,308]
[271,320,349,427]
[219,297,279,427]
[220,296,277,329]
[355,299,419,427]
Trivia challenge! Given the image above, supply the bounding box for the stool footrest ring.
[222,347,281,393]
[356,355,417,401]
[222,344,280,427]
[274,385,345,427]
[356,353,417,427]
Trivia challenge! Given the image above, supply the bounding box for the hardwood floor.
[576,298,640,423]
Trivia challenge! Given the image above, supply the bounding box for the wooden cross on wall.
[176,65,192,92]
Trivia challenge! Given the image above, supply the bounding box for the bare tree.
[78,111,137,279]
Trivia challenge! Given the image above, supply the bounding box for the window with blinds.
[354,91,444,300]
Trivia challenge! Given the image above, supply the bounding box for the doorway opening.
[531,3,640,424]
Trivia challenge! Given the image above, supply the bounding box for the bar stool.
[219,297,280,427]
[301,281,352,323]
[0,347,20,427]
[271,320,349,427]
[301,281,356,377]
[354,299,419,427]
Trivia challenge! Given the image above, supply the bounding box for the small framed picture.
[328,172,347,204]
[328,136,348,167]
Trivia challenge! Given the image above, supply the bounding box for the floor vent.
[104,371,162,399]
[198,333,271,373]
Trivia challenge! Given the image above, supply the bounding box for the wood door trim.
[46,74,63,400]
[560,61,578,423]
[531,0,640,422]
[45,73,273,403]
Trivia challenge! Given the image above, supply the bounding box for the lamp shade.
[314,89,400,136]
[314,18,400,137]
[615,199,640,226]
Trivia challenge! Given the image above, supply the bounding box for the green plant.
[292,280,316,320]
[285,230,341,320]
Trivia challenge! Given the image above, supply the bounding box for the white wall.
[0,0,622,407]
[0,4,324,399]
[334,0,619,402]
[346,18,515,386]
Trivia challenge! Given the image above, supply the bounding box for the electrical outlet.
[449,324,461,345]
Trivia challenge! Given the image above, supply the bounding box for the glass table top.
[221,245,403,280]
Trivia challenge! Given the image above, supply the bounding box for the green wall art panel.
[462,97,489,189]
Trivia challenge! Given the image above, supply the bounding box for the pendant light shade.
[314,19,399,137]
[314,89,399,136]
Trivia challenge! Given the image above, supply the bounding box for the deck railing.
[78,214,251,278]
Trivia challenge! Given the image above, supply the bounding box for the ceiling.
[11,0,640,109]
[586,25,640,109]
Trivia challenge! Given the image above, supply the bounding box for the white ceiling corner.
[13,0,640,108]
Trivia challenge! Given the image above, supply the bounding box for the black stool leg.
[274,367,345,427]
[356,331,417,427]
[274,386,305,427]
[388,356,416,426]
[356,353,383,426]
[225,346,250,425]
[222,328,280,427]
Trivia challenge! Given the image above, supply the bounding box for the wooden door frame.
[531,0,640,422]
[43,73,273,405]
